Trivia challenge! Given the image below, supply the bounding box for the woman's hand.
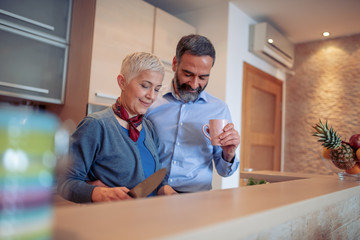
[157,185,178,195]
[91,186,133,202]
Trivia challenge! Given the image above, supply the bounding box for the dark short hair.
[175,34,216,66]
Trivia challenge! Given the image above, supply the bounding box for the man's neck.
[172,80,184,102]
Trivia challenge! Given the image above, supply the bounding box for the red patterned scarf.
[112,97,143,142]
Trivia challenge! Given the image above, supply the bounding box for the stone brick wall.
[247,193,360,239]
[284,33,360,174]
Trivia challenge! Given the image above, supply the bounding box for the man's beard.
[174,73,207,103]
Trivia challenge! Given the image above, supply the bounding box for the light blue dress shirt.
[146,86,239,192]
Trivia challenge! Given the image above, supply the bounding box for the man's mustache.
[180,84,202,93]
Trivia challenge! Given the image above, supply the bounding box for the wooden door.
[241,62,283,171]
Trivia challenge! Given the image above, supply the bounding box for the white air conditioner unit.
[250,22,294,69]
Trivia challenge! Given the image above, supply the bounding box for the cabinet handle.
[243,168,254,172]
[0,9,55,31]
[0,81,49,94]
[161,59,172,66]
[95,92,118,100]
[0,20,67,46]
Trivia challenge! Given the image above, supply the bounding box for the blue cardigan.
[57,107,163,203]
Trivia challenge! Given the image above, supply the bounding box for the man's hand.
[219,123,240,162]
[157,185,178,195]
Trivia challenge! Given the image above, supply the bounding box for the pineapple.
[312,120,356,169]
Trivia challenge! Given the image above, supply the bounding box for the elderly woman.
[58,52,176,203]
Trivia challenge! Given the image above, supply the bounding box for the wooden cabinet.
[88,1,196,106]
[46,0,96,126]
[153,8,196,94]
[153,8,196,64]
[88,0,155,106]
[0,0,72,104]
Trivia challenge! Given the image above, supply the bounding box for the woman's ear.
[172,56,177,72]
[117,74,127,90]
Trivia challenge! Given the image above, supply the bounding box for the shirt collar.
[164,81,208,103]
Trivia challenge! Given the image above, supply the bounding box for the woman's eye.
[141,84,149,89]
[155,87,161,92]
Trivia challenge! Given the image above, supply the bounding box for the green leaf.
[246,177,269,186]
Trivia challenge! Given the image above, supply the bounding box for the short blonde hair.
[121,52,165,83]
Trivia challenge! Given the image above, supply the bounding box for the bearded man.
[146,34,240,193]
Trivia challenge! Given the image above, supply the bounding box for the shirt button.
[180,122,183,126]
[177,142,180,145]
[169,178,173,182]
[173,160,176,165]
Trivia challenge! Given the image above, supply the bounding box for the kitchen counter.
[53,171,360,239]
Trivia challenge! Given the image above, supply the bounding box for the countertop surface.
[54,171,360,240]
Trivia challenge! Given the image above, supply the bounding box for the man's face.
[172,53,213,102]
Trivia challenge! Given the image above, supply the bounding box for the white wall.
[223,2,288,189]
[178,2,229,190]
[179,3,229,102]
[178,2,286,190]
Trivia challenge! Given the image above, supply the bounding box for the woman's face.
[119,70,163,117]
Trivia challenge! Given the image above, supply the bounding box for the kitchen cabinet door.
[153,7,196,93]
[0,0,72,104]
[0,0,71,41]
[0,27,68,103]
[88,0,155,106]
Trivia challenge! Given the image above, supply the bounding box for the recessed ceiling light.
[267,38,274,44]
[323,32,330,37]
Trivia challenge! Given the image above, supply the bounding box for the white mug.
[202,119,229,146]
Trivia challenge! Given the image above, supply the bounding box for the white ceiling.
[144,0,360,44]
